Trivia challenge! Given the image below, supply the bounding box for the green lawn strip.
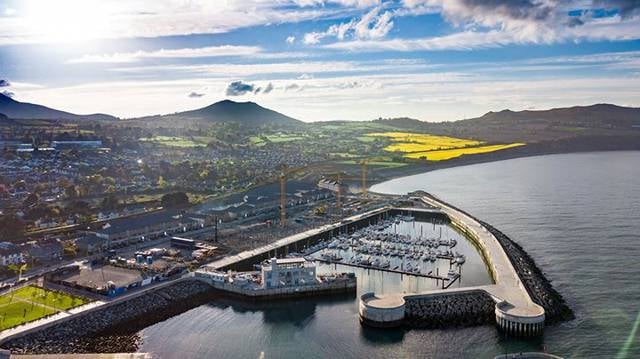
[264,135,305,143]
[0,301,57,331]
[11,286,89,311]
[335,160,407,168]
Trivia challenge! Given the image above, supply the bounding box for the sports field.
[0,285,90,331]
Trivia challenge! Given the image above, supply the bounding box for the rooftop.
[96,209,187,235]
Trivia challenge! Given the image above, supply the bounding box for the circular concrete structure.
[495,301,545,337]
[359,292,405,328]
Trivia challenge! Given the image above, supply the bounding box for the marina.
[307,215,466,287]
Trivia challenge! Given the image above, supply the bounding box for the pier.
[314,258,461,288]
[358,195,546,337]
[205,206,446,272]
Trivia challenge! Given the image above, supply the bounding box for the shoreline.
[367,138,640,189]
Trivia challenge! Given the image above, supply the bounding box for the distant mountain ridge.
[375,103,640,143]
[135,99,302,126]
[0,93,117,121]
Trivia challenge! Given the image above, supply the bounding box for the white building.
[0,247,24,266]
[261,257,317,289]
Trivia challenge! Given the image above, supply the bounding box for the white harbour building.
[261,258,317,289]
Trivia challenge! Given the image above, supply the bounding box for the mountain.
[375,104,640,143]
[137,99,301,126]
[0,93,117,121]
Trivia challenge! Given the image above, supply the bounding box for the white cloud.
[325,14,640,52]
[0,0,346,44]
[110,58,433,78]
[68,45,264,64]
[298,73,314,79]
[302,6,394,44]
[286,35,296,44]
[324,29,518,51]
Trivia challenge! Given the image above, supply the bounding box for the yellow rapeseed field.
[404,143,525,161]
[367,132,482,152]
[367,132,525,161]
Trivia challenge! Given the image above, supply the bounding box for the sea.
[135,151,640,358]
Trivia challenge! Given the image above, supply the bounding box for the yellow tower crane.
[360,159,368,198]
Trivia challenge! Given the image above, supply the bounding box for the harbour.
[0,153,636,357]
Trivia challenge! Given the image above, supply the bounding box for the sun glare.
[23,0,111,43]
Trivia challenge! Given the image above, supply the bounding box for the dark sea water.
[138,151,640,359]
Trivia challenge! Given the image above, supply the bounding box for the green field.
[336,160,407,168]
[250,134,306,146]
[0,286,90,331]
[140,136,207,148]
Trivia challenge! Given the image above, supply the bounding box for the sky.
[0,0,639,122]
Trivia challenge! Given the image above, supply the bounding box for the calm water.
[139,151,640,358]
[312,219,493,293]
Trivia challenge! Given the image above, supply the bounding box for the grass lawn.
[356,136,377,143]
[0,286,90,331]
[132,194,163,203]
[336,160,407,168]
[0,302,56,330]
[264,134,305,143]
[140,136,206,148]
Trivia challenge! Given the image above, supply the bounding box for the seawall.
[2,280,213,355]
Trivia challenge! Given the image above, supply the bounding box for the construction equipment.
[324,170,368,211]
[279,164,287,226]
[360,159,368,198]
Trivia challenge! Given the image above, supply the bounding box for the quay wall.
[2,280,213,355]
[194,274,356,299]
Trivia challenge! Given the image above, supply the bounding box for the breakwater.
[361,194,561,336]
[417,191,572,324]
[3,280,213,355]
[427,192,573,323]
[478,221,574,323]
[404,291,496,328]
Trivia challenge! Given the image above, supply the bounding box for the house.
[35,218,59,229]
[28,240,64,261]
[75,235,108,255]
[0,246,24,266]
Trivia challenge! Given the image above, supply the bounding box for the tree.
[100,194,120,211]
[64,185,79,199]
[0,215,25,238]
[157,175,168,189]
[161,192,190,208]
[23,192,39,207]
